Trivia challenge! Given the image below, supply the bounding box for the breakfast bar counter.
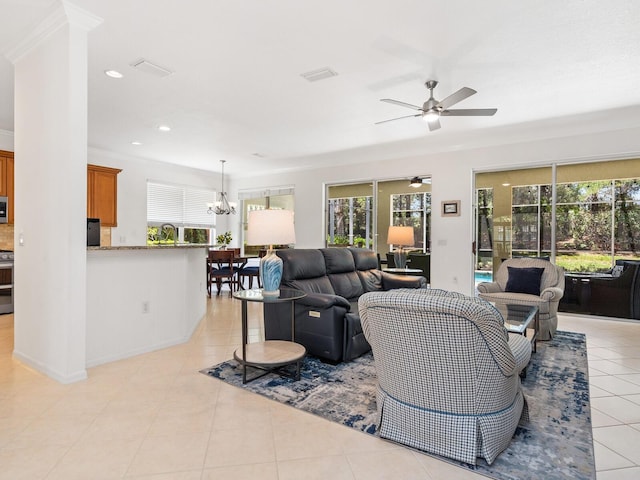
[86,245,207,367]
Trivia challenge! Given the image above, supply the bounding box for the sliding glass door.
[474,158,640,278]
[378,179,431,256]
[325,177,432,266]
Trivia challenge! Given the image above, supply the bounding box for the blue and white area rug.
[201,330,594,480]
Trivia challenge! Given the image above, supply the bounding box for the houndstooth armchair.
[477,258,565,340]
[359,288,531,465]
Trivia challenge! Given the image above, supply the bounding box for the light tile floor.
[0,297,639,479]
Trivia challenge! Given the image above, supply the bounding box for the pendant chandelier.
[211,159,236,215]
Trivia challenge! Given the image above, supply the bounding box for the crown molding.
[5,1,102,64]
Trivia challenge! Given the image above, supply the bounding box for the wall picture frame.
[441,200,460,217]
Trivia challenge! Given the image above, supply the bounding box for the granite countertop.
[88,244,209,251]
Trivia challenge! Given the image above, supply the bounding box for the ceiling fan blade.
[437,87,476,109]
[380,98,423,111]
[440,108,497,116]
[375,114,422,125]
[426,116,441,131]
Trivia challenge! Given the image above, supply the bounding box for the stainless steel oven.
[0,196,7,224]
[0,250,14,314]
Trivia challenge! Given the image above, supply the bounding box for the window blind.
[147,181,216,228]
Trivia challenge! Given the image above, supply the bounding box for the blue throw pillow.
[505,266,545,295]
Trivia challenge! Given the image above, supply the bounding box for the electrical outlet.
[142,301,150,314]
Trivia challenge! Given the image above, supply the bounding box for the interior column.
[6,2,102,383]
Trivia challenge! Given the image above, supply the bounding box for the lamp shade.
[387,226,414,247]
[246,209,295,296]
[246,209,296,246]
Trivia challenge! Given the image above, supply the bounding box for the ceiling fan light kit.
[377,79,497,131]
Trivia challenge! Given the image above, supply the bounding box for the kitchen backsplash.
[100,227,111,246]
[0,225,13,251]
[0,224,111,250]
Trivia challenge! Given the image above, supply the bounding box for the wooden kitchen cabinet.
[87,164,122,227]
[0,150,14,224]
[6,155,14,225]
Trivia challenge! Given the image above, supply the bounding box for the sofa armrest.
[381,272,427,290]
[477,281,501,294]
[297,292,351,310]
[540,286,564,302]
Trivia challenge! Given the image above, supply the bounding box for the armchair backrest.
[495,257,564,293]
[359,289,518,414]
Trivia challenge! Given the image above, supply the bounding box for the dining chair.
[238,249,267,290]
[207,249,238,297]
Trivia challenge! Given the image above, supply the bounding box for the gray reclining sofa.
[263,248,426,362]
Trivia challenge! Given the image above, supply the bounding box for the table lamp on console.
[246,209,296,296]
[388,225,414,269]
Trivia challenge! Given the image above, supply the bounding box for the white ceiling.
[1,0,640,176]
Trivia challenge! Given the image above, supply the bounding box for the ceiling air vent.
[130,58,174,78]
[301,67,338,82]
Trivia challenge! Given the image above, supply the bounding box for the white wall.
[229,126,640,295]
[0,130,13,151]
[86,247,206,366]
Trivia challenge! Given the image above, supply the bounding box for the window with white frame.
[146,181,216,244]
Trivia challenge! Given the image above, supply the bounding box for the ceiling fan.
[376,80,497,131]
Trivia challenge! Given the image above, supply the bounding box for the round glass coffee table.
[232,288,306,384]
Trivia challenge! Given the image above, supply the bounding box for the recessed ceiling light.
[104,70,123,79]
[157,125,171,132]
[131,141,142,145]
[502,183,511,187]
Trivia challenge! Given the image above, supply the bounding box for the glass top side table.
[232,288,306,383]
[493,303,539,353]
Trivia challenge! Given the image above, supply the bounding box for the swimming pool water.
[475,271,493,284]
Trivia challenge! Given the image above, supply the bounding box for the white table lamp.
[387,225,414,269]
[246,209,296,296]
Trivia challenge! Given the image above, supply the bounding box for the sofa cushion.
[350,248,379,270]
[358,269,385,292]
[505,266,544,295]
[321,249,365,299]
[321,248,357,273]
[279,249,327,281]
[287,276,336,295]
[329,272,365,300]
